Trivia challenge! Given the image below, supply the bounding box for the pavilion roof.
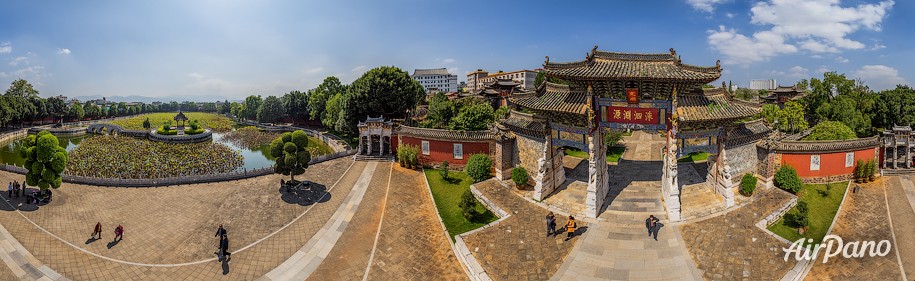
[676,87,760,124]
[499,110,549,138]
[509,82,588,115]
[174,111,188,121]
[542,47,721,82]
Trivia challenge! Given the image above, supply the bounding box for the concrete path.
[551,131,701,281]
[259,161,378,281]
[0,221,68,281]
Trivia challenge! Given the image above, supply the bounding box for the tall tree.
[776,101,808,133]
[257,95,286,123]
[874,85,915,129]
[322,93,346,130]
[338,66,424,133]
[243,95,262,120]
[47,97,67,122]
[4,79,39,98]
[68,103,85,121]
[450,101,495,131]
[282,90,308,120]
[308,76,347,121]
[425,92,455,129]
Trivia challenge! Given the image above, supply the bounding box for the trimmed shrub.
[439,161,450,180]
[866,159,876,182]
[775,165,802,193]
[397,144,419,169]
[854,160,866,183]
[511,166,529,188]
[465,154,493,183]
[739,173,757,196]
[459,189,479,221]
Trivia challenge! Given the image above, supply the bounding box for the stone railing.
[0,129,28,146]
[148,129,213,143]
[27,127,86,135]
[0,149,357,187]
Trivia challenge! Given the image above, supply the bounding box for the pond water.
[0,131,278,172]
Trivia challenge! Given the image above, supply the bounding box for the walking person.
[6,182,11,199]
[650,217,664,241]
[220,235,231,262]
[545,212,556,237]
[215,224,227,240]
[12,181,18,198]
[564,215,577,241]
[113,225,124,241]
[91,222,102,239]
[645,215,656,237]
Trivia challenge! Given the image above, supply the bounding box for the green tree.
[282,90,308,120]
[775,101,808,133]
[733,88,756,101]
[802,121,857,141]
[338,66,425,133]
[322,93,346,130]
[5,79,39,98]
[761,104,779,123]
[243,95,262,120]
[425,92,455,129]
[873,85,915,129]
[257,95,286,123]
[459,189,480,220]
[308,76,347,121]
[68,103,85,121]
[21,131,67,190]
[450,102,494,131]
[512,166,529,187]
[269,130,312,182]
[0,97,12,127]
[142,117,151,129]
[814,95,873,137]
[775,165,802,193]
[465,154,493,183]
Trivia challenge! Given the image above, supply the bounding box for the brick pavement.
[366,165,466,280]
[890,176,915,280]
[304,161,390,280]
[463,179,580,281]
[0,158,363,280]
[680,188,797,280]
[806,179,903,280]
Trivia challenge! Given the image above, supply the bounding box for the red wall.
[397,136,490,165]
[780,148,877,178]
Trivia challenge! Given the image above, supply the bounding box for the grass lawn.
[677,152,710,163]
[424,169,497,239]
[563,146,625,163]
[110,112,235,132]
[767,182,848,244]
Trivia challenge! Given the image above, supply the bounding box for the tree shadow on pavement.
[279,181,330,206]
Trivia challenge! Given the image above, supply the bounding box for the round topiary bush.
[511,166,529,188]
[775,165,802,193]
[465,153,493,183]
[740,173,757,196]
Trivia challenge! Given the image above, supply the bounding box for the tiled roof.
[725,119,772,146]
[676,87,760,123]
[542,47,721,82]
[500,110,549,138]
[412,68,451,76]
[174,111,188,121]
[768,136,881,154]
[395,125,502,141]
[509,82,589,115]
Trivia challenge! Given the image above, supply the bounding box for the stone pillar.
[893,146,898,169]
[533,133,557,201]
[585,129,609,218]
[358,135,364,155]
[907,145,912,168]
[493,139,513,181]
[715,146,736,207]
[367,135,373,155]
[661,129,681,222]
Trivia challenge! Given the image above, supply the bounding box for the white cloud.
[0,42,10,54]
[351,65,367,73]
[687,0,728,12]
[8,56,28,66]
[442,58,455,64]
[709,0,894,65]
[836,56,849,63]
[304,67,324,75]
[56,48,71,55]
[853,65,907,90]
[870,43,886,50]
[725,12,735,18]
[187,72,205,80]
[816,66,830,74]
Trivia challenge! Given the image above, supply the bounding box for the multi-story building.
[749,79,776,90]
[412,68,458,93]
[467,69,537,92]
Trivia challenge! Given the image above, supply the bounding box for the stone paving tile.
[681,188,797,281]
[367,165,466,281]
[463,180,581,281]
[891,176,915,280]
[806,179,903,280]
[0,158,364,280]
[307,162,391,281]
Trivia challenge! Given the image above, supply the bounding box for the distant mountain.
[70,95,234,103]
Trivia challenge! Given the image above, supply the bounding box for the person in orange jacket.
[564,215,577,241]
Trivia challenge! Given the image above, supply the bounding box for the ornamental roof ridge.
[770,135,881,153]
[395,125,503,141]
[592,50,676,62]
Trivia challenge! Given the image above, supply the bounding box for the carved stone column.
[716,145,736,207]
[661,128,681,222]
[533,133,556,201]
[585,129,609,218]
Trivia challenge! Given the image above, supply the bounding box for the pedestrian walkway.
[551,131,701,281]
[890,176,915,280]
[259,161,379,281]
[0,222,67,281]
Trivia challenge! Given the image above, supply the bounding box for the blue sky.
[0,0,911,100]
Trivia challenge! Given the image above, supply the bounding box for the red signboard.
[605,106,660,125]
[626,88,639,104]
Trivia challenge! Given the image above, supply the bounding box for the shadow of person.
[85,237,98,245]
[574,226,589,237]
[279,181,330,206]
[221,256,230,275]
[106,239,120,249]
